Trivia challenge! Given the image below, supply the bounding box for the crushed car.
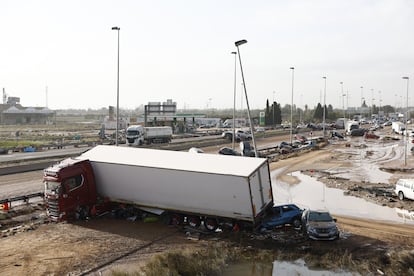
[301,209,339,240]
[260,204,303,231]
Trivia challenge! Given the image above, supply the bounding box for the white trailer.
[76,145,273,228]
[126,125,172,145]
[392,121,405,135]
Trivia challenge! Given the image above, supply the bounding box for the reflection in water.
[273,259,358,276]
[272,170,414,225]
[221,259,358,276]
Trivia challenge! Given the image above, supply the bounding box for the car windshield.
[308,211,333,222]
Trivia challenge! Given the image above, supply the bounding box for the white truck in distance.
[392,121,405,135]
[126,125,172,145]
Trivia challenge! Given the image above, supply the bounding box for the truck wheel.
[204,217,218,231]
[188,216,201,228]
[399,191,405,201]
[170,214,184,225]
[76,206,89,220]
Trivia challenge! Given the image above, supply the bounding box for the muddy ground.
[1,130,414,275]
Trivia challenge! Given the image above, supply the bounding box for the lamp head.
[402,76,409,80]
[231,51,237,55]
[235,40,247,47]
[112,26,120,30]
[290,67,294,70]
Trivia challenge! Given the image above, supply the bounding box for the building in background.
[0,89,55,125]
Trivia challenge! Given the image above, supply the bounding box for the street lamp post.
[378,90,382,115]
[290,67,295,144]
[231,51,237,150]
[322,77,327,137]
[340,82,345,119]
[235,39,258,157]
[273,91,276,128]
[403,76,410,166]
[360,86,363,119]
[112,26,120,146]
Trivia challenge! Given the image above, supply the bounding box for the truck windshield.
[127,130,139,135]
[45,181,61,193]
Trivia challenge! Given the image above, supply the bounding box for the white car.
[395,179,414,200]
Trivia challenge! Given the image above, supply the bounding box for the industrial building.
[1,89,55,125]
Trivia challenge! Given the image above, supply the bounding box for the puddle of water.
[221,259,358,276]
[272,170,414,225]
[328,142,400,183]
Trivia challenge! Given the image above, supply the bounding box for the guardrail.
[0,192,44,210]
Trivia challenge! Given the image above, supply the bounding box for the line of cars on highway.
[260,204,340,241]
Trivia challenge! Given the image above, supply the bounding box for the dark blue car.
[260,204,303,230]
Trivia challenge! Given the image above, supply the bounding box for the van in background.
[395,179,414,201]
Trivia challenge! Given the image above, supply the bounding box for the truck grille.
[47,198,60,219]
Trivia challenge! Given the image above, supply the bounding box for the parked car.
[350,128,366,136]
[188,147,204,153]
[331,131,344,140]
[279,145,293,154]
[260,204,303,230]
[295,134,307,143]
[301,209,339,240]
[218,147,240,156]
[221,130,252,141]
[365,131,380,139]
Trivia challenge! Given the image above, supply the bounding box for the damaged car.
[301,209,339,240]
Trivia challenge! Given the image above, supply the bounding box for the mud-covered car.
[301,209,339,240]
[260,204,303,230]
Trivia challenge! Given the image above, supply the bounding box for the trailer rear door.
[249,163,273,218]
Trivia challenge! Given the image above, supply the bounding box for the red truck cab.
[44,158,97,221]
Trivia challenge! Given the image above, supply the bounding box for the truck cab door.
[61,174,86,218]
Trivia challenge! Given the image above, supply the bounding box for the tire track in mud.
[79,229,181,275]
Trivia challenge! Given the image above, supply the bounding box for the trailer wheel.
[170,213,184,225]
[204,217,218,231]
[188,216,201,228]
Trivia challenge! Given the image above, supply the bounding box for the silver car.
[301,209,339,240]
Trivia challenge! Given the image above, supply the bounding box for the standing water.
[272,169,414,225]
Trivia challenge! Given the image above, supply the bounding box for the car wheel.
[292,217,301,228]
[399,191,405,201]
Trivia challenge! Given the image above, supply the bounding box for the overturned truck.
[44,145,275,231]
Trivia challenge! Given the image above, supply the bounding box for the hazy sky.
[1,1,413,111]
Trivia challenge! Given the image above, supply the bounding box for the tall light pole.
[360,86,363,119]
[369,89,374,120]
[231,51,237,150]
[378,90,382,115]
[112,26,120,146]
[322,76,327,137]
[340,82,345,119]
[403,76,409,166]
[273,91,276,128]
[290,67,295,144]
[235,39,258,157]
